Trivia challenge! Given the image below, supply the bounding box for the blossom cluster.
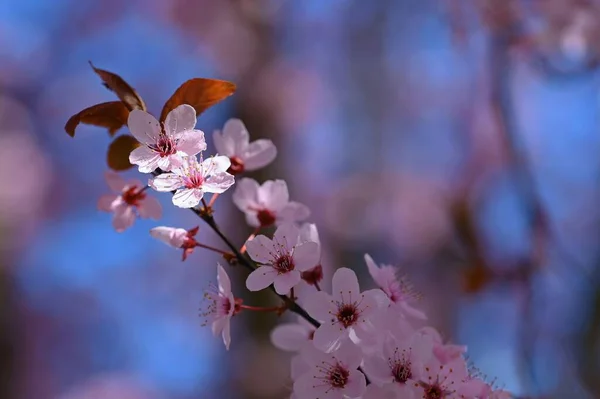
[97,104,511,398]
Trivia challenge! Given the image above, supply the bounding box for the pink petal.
[242,139,277,171]
[112,206,136,232]
[290,354,310,380]
[304,291,336,321]
[245,266,277,292]
[273,270,301,294]
[98,194,118,212]
[270,323,311,351]
[232,178,260,211]
[217,264,232,296]
[343,370,367,398]
[278,202,310,224]
[298,223,320,246]
[399,302,428,320]
[273,223,299,253]
[176,129,206,156]
[364,253,384,287]
[202,155,231,176]
[362,356,393,385]
[212,316,227,336]
[244,212,260,228]
[331,268,361,302]
[157,156,174,172]
[129,146,160,173]
[334,341,365,369]
[127,110,160,145]
[212,129,235,157]
[138,196,162,219]
[150,226,187,248]
[221,318,232,350]
[172,188,203,208]
[150,173,182,192]
[203,173,235,194]
[164,104,197,136]
[104,171,127,192]
[312,321,346,353]
[245,235,275,264]
[223,118,250,154]
[258,180,289,210]
[292,241,320,271]
[293,373,338,399]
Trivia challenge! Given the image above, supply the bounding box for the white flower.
[150,155,235,208]
[232,178,310,227]
[213,118,276,174]
[245,223,319,295]
[200,264,238,350]
[128,104,207,173]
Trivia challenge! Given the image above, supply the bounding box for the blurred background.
[2,0,600,398]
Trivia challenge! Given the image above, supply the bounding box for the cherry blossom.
[149,225,199,261]
[364,254,426,320]
[199,264,240,350]
[98,171,161,232]
[304,267,382,353]
[270,316,316,352]
[293,343,366,399]
[128,105,207,173]
[245,223,320,295]
[213,118,277,174]
[150,155,235,208]
[232,178,310,228]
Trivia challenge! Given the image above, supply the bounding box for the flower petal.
[223,118,250,154]
[232,178,260,211]
[150,226,187,248]
[242,139,277,171]
[292,241,320,271]
[278,202,310,224]
[245,266,277,292]
[304,291,336,321]
[362,355,393,385]
[221,318,232,350]
[112,206,136,232]
[312,321,346,353]
[127,110,161,145]
[343,370,367,398]
[217,263,232,295]
[273,270,301,295]
[273,223,300,253]
[150,173,182,192]
[213,129,235,157]
[246,235,275,264]
[203,173,235,194]
[129,146,160,173]
[331,268,361,302]
[98,194,118,212]
[202,155,231,176]
[172,188,203,208]
[138,196,162,219]
[176,129,207,156]
[270,323,312,352]
[104,171,127,192]
[258,180,289,210]
[290,354,310,380]
[164,104,197,136]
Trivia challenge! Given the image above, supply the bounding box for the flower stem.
[194,242,233,257]
[208,193,220,208]
[240,304,284,313]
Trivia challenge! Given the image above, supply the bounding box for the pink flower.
[270,316,316,352]
[245,223,320,295]
[149,226,199,261]
[293,343,366,399]
[213,118,276,174]
[414,357,468,399]
[362,332,434,399]
[232,178,310,228]
[364,254,426,320]
[150,155,235,208]
[200,264,239,350]
[97,171,161,232]
[304,267,382,353]
[128,105,207,173]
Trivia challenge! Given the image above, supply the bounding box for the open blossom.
[270,316,316,353]
[149,226,199,261]
[213,118,276,174]
[293,343,366,399]
[150,155,235,208]
[233,178,310,228]
[128,105,207,173]
[200,264,240,350]
[364,254,426,320]
[98,171,161,232]
[304,267,382,353]
[246,223,320,295]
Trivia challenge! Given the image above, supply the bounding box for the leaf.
[159,78,236,122]
[65,101,130,137]
[107,135,140,171]
[89,61,147,111]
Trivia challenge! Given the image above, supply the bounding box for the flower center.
[183,172,204,189]
[257,208,276,227]
[392,362,412,384]
[336,304,358,328]
[121,186,146,206]
[228,156,245,175]
[301,265,323,285]
[423,384,443,399]
[150,134,177,157]
[327,363,349,389]
[274,254,295,274]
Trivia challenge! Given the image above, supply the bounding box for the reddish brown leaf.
[65,101,130,137]
[89,61,146,111]
[107,135,140,171]
[159,78,236,122]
